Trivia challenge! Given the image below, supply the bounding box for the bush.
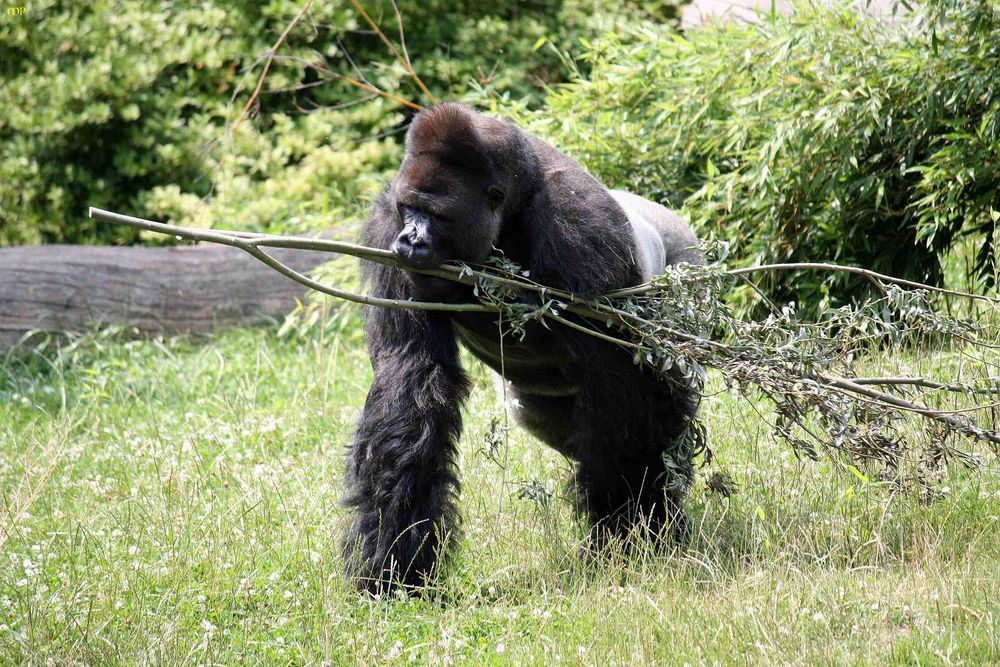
[0,0,679,247]
[513,0,1000,313]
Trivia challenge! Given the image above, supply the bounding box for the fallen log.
[0,242,330,349]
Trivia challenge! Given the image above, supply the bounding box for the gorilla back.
[343,103,702,593]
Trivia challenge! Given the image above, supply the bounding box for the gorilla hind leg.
[573,444,690,548]
[564,344,698,549]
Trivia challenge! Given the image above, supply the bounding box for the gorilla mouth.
[393,206,449,270]
[395,245,445,270]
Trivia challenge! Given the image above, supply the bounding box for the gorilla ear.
[486,185,505,211]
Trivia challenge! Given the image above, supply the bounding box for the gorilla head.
[389,104,529,270]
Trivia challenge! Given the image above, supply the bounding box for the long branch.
[731,263,1000,304]
[88,207,583,308]
[88,208,488,313]
[87,207,1000,452]
[852,376,1000,395]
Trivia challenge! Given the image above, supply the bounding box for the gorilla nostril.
[392,234,410,255]
[396,227,424,245]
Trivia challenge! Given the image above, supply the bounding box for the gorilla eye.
[486,185,505,211]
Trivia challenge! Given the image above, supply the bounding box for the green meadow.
[1,321,996,665]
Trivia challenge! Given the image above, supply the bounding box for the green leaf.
[848,466,870,484]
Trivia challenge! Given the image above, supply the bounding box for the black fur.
[342,103,701,593]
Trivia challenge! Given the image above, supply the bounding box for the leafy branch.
[88,207,1000,485]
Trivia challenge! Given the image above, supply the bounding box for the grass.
[0,314,997,665]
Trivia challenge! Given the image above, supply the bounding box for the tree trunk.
[0,243,332,349]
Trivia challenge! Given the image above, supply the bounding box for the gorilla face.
[390,158,504,270]
[389,109,509,271]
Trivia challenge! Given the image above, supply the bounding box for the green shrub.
[0,0,678,246]
[513,0,1000,313]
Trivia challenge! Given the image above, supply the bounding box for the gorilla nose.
[392,230,436,268]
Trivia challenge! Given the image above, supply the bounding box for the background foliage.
[0,0,677,246]
[509,0,1000,312]
[2,4,999,662]
[2,1,998,306]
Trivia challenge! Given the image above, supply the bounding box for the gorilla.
[343,103,702,593]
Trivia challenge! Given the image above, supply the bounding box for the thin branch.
[852,376,1000,395]
[232,0,315,135]
[391,0,413,77]
[265,54,424,111]
[729,262,1000,304]
[546,312,645,350]
[336,36,378,90]
[328,72,424,111]
[817,373,1000,445]
[261,78,329,95]
[606,261,1000,304]
[348,0,437,105]
[736,272,781,315]
[242,243,493,313]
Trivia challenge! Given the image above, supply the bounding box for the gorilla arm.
[342,193,471,593]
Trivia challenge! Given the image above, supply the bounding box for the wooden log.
[0,243,332,348]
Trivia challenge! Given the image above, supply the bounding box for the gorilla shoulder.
[609,190,703,280]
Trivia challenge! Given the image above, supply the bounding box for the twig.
[232,0,315,135]
[546,312,645,350]
[817,373,1000,445]
[264,55,424,110]
[348,0,437,105]
[852,377,1000,395]
[329,72,424,111]
[242,244,492,312]
[729,262,1000,304]
[606,262,1000,304]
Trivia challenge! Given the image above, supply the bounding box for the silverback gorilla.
[343,103,702,593]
